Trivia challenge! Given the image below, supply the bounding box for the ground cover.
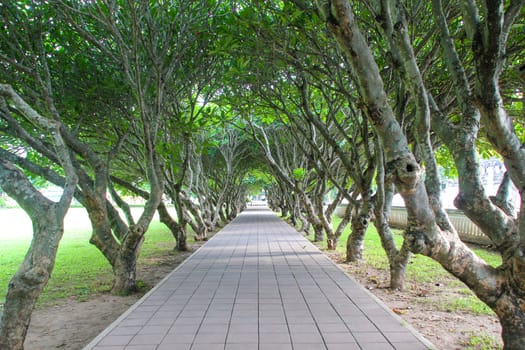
[0,207,201,349]
[315,218,503,349]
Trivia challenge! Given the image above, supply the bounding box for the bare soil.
[24,244,502,350]
[325,251,503,350]
[24,247,195,350]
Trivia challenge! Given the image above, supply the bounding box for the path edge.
[82,224,225,350]
[278,214,437,350]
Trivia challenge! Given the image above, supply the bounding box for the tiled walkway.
[84,207,433,350]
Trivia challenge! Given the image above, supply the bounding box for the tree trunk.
[346,203,371,262]
[173,192,189,251]
[333,201,353,250]
[313,223,324,242]
[0,101,77,349]
[157,201,179,241]
[111,228,145,294]
[389,247,411,291]
[298,214,310,234]
[176,226,188,251]
[181,193,208,240]
[0,212,65,350]
[499,306,525,350]
[281,205,289,217]
[0,139,76,350]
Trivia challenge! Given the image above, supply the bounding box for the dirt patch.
[324,251,502,350]
[24,246,195,350]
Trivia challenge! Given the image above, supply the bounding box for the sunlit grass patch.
[1,210,180,308]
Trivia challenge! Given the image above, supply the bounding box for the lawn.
[0,207,180,307]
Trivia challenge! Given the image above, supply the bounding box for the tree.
[299,1,525,348]
[0,85,78,350]
[221,1,410,287]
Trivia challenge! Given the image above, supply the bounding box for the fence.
[336,204,493,245]
[389,206,492,245]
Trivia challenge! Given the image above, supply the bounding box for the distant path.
[84,207,433,350]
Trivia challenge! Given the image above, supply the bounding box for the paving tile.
[193,331,227,343]
[119,319,148,327]
[291,343,327,350]
[161,333,195,344]
[167,324,200,334]
[259,344,292,350]
[97,335,133,346]
[83,208,433,350]
[326,344,361,350]
[157,343,191,350]
[391,342,429,350]
[137,325,170,335]
[352,331,389,343]
[225,344,258,350]
[259,323,287,333]
[109,326,142,336]
[228,324,258,333]
[258,332,291,343]
[290,331,324,344]
[226,331,258,343]
[323,332,356,343]
[358,342,395,349]
[192,344,225,350]
[198,324,229,333]
[128,334,163,345]
[317,323,349,333]
[287,323,318,333]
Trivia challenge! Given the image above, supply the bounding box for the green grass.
[1,220,181,307]
[436,296,494,315]
[465,333,502,350]
[313,216,502,316]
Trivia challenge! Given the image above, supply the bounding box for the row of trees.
[0,2,257,349]
[211,1,525,349]
[1,1,525,349]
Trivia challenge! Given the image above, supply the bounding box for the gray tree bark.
[0,85,78,349]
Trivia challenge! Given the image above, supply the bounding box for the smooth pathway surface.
[84,207,433,350]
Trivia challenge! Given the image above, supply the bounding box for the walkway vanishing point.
[84,207,434,350]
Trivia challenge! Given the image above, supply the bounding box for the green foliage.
[292,167,306,181]
[243,169,275,195]
[435,146,458,179]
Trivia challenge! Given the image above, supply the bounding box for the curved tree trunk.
[0,90,77,349]
[0,107,77,349]
[310,1,525,347]
[181,193,208,241]
[0,171,74,350]
[374,145,411,291]
[346,199,372,262]
[0,208,65,350]
[173,191,189,251]
[331,200,353,250]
